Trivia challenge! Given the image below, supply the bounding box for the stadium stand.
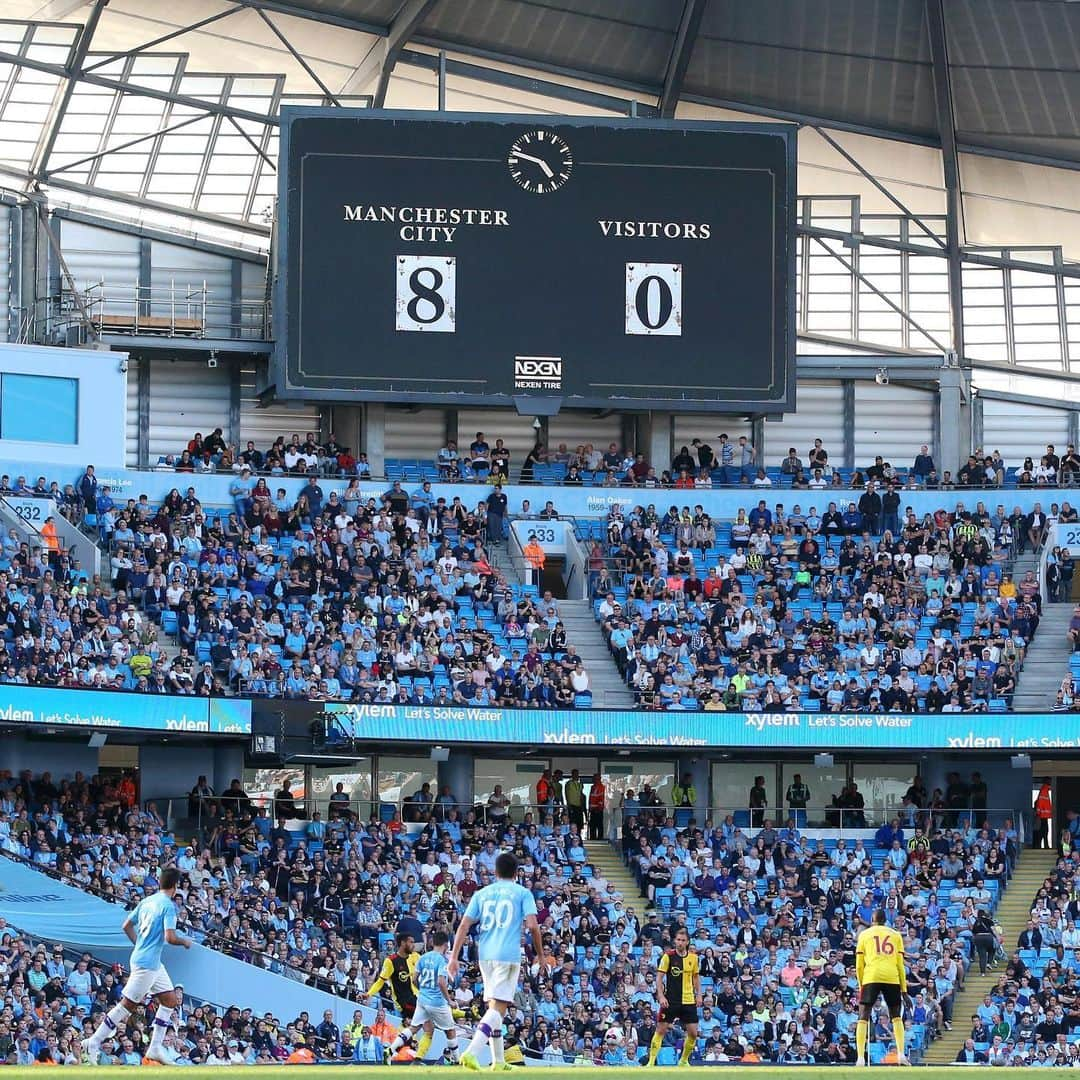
[0,455,1076,714]
[590,500,1045,712]
[0,764,1028,1065]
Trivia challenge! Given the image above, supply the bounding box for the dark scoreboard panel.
[274,109,796,413]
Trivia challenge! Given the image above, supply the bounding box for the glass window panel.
[203,161,257,182]
[779,762,848,826]
[232,77,278,95]
[710,763,776,818]
[25,43,72,65]
[309,759,373,819]
[130,55,183,76]
[32,25,80,46]
[601,760,675,815]
[227,95,276,113]
[377,755,436,812]
[97,152,151,172]
[151,153,205,174]
[2,375,77,443]
[851,763,919,825]
[121,75,177,95]
[197,194,247,215]
[474,758,543,810]
[94,174,144,194]
[179,76,226,98]
[243,766,304,812]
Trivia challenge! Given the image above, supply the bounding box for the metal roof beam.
[81,6,243,75]
[44,110,212,177]
[29,0,109,180]
[0,47,280,127]
[252,6,341,106]
[398,49,647,116]
[925,0,965,362]
[340,0,439,105]
[238,0,389,37]
[659,0,705,118]
[809,233,949,353]
[811,126,946,250]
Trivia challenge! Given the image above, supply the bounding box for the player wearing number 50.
[83,866,192,1065]
[448,851,542,1071]
[855,909,910,1067]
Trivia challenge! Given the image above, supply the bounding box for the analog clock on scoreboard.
[275,109,796,413]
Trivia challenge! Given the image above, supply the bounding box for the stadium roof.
[270,0,1080,168]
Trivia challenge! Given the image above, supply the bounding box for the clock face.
[507,130,573,194]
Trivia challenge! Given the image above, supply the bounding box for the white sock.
[390,1027,413,1053]
[491,1032,505,1065]
[90,1002,131,1045]
[465,1008,503,1056]
[445,1036,459,1062]
[150,1006,174,1051]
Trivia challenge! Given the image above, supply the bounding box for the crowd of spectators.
[953,842,1080,1066]
[0,926,403,1065]
[593,499,1047,712]
[427,435,1080,490]
[62,422,1080,490]
[0,442,1071,709]
[0,766,1023,1066]
[0,463,604,706]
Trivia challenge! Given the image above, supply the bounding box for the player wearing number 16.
[855,909,910,1067]
[448,852,542,1072]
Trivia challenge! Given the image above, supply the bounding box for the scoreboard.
[274,109,796,413]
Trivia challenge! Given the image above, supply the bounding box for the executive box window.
[1,374,78,444]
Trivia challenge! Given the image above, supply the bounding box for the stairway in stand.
[558,599,636,708]
[924,849,1059,1063]
[1012,599,1076,711]
[584,838,642,910]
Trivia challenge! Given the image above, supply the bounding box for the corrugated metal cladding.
[239,362,319,452]
[385,407,447,459]
[0,203,11,343]
[125,359,140,466]
[673,415,751,469]
[766,381,845,466]
[853,383,935,469]
[145,358,231,463]
[457,409,538,464]
[548,413,621,456]
[981,398,1072,468]
[151,242,233,337]
[240,261,268,338]
[61,221,140,314]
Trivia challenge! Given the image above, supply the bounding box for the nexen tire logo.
[514,356,562,389]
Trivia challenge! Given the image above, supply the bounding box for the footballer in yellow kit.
[854,909,909,1066]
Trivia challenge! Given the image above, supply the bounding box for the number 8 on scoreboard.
[396,255,456,333]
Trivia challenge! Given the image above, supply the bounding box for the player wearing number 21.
[855,909,910,1067]
[449,852,542,1071]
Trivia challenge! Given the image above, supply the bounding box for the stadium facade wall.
[0,342,126,467]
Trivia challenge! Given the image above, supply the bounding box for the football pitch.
[0,1069,1029,1077]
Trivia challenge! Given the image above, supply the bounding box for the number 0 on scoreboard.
[625,262,682,336]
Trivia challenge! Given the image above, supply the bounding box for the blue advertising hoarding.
[3,464,1066,521]
[325,702,1074,751]
[0,686,250,735]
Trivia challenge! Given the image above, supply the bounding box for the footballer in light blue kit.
[449,851,542,1071]
[404,932,460,1063]
[83,866,191,1064]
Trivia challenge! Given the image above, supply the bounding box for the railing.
[165,791,1024,841]
[39,279,269,342]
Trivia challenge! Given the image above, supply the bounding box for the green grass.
[0,1069,1035,1077]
